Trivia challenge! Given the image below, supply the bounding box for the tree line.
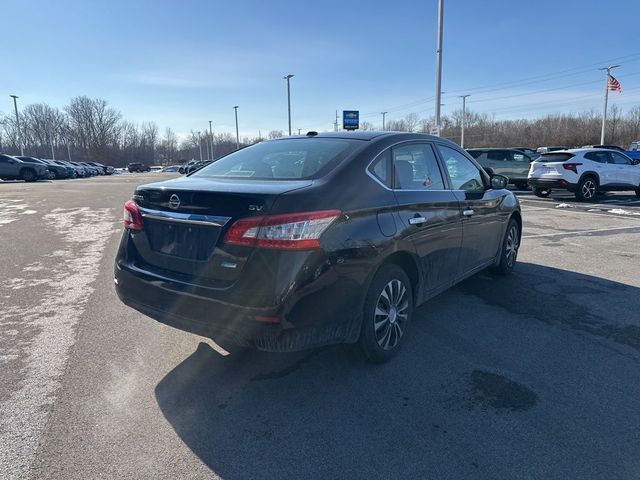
[362,105,640,148]
[2,95,639,167]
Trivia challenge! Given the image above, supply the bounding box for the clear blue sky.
[3,0,640,139]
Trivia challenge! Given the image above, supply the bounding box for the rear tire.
[20,169,36,182]
[490,218,520,275]
[515,181,529,190]
[532,187,551,198]
[359,264,413,363]
[575,176,598,202]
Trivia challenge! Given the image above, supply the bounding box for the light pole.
[209,120,215,159]
[459,95,470,148]
[284,74,294,136]
[381,111,388,130]
[434,0,444,136]
[9,95,24,156]
[198,132,203,161]
[233,106,240,150]
[599,64,620,144]
[50,128,56,160]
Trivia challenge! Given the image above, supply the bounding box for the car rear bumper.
[528,177,576,191]
[114,234,364,352]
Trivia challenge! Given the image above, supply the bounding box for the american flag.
[607,74,622,92]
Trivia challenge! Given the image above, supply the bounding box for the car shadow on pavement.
[155,262,640,479]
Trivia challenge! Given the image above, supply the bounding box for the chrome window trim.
[139,207,231,227]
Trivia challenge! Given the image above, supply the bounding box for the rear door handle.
[408,216,427,225]
[463,209,475,217]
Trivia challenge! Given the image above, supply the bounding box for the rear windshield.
[537,153,575,162]
[193,138,358,180]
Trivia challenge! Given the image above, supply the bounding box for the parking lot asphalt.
[1,174,640,480]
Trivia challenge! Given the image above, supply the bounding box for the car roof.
[273,131,446,142]
[543,148,619,154]
[466,147,520,151]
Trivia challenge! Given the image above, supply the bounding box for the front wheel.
[490,218,520,275]
[20,169,36,182]
[359,264,413,363]
[575,176,598,202]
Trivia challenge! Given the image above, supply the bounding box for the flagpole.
[599,64,620,144]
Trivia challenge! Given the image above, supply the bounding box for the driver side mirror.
[490,174,508,190]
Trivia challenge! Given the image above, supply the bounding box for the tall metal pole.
[599,64,620,144]
[434,0,444,136]
[67,142,72,161]
[50,128,55,160]
[198,132,203,161]
[381,111,388,130]
[233,106,240,150]
[459,95,469,148]
[10,95,24,156]
[334,110,339,132]
[209,120,215,159]
[284,74,294,136]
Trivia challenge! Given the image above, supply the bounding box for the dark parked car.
[17,156,61,179]
[68,161,90,177]
[51,160,81,178]
[115,132,521,362]
[40,159,73,179]
[87,161,115,175]
[466,148,534,189]
[0,154,49,181]
[128,162,151,173]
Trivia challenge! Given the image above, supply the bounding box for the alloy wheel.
[582,179,596,199]
[374,279,409,350]
[505,225,519,267]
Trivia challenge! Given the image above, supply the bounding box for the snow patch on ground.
[0,199,29,226]
[0,207,116,479]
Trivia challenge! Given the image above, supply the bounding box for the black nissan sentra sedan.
[115,131,521,362]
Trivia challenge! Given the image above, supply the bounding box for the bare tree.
[268,130,284,139]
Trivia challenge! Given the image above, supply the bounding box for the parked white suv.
[528,149,640,201]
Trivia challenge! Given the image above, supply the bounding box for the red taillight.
[224,210,341,250]
[562,163,582,174]
[123,199,144,231]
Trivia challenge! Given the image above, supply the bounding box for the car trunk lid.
[130,177,312,284]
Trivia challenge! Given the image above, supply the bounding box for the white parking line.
[523,225,640,239]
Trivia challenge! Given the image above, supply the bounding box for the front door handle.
[408,216,427,225]
[463,209,475,217]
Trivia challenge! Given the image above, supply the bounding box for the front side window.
[194,138,357,180]
[610,152,631,165]
[512,152,529,162]
[436,144,485,192]
[392,143,445,190]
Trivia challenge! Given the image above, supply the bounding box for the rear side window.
[584,152,610,164]
[487,150,509,162]
[194,138,357,180]
[392,143,445,190]
[369,150,390,186]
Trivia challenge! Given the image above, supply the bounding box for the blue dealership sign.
[343,110,359,130]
